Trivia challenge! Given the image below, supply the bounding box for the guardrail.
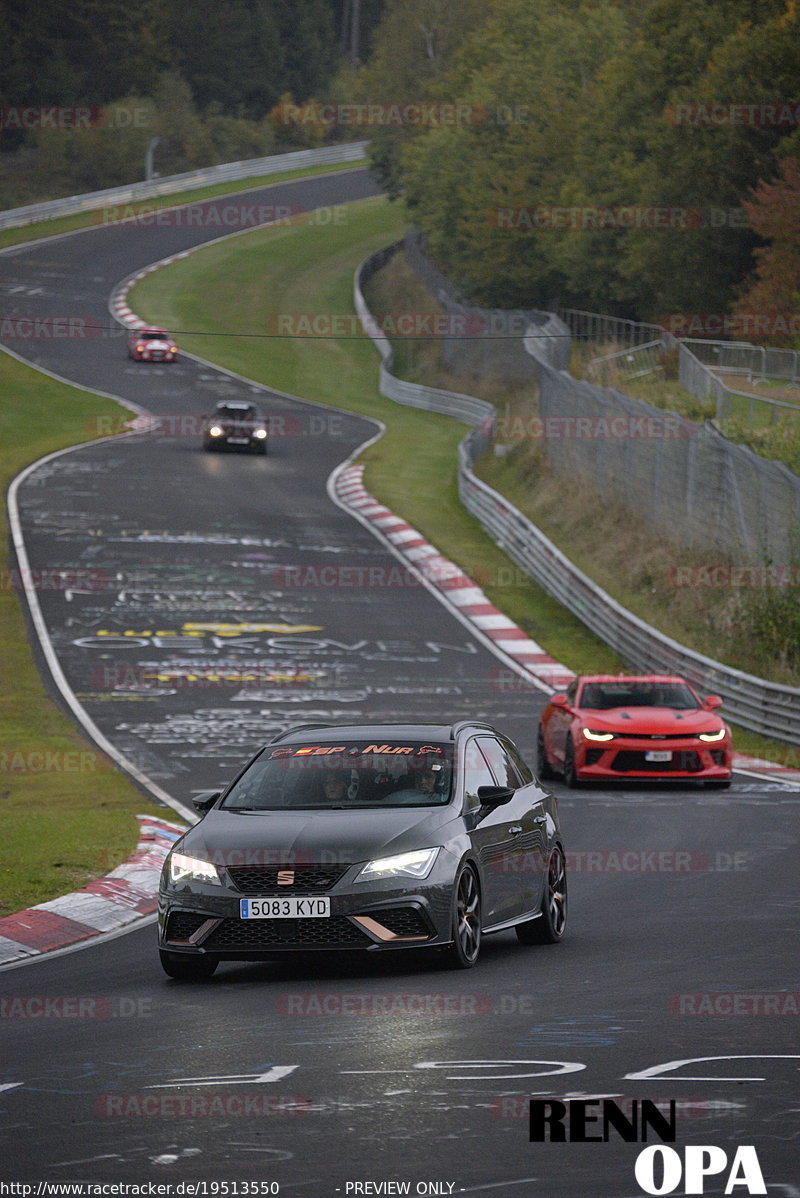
[355,242,800,744]
[0,142,369,231]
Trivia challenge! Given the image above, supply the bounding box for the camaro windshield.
[579,681,700,710]
[221,741,454,810]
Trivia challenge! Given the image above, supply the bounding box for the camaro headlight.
[355,847,440,883]
[254,428,267,439]
[583,728,614,742]
[208,425,223,437]
[698,728,726,742]
[169,852,222,885]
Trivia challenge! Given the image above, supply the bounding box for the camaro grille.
[611,750,704,773]
[609,731,702,740]
[226,864,350,893]
[204,916,371,948]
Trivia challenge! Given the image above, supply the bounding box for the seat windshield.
[579,681,699,710]
[222,740,453,810]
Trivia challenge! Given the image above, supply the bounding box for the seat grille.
[227,864,350,894]
[204,916,371,948]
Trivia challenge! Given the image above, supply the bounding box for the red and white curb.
[0,815,186,966]
[334,463,577,692]
[332,465,799,787]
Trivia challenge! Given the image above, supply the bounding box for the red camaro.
[537,675,733,788]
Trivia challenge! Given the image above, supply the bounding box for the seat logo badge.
[277,870,295,886]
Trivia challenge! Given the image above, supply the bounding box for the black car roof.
[270,721,498,745]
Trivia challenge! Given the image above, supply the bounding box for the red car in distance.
[127,326,178,362]
[537,675,733,788]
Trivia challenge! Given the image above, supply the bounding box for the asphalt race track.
[1,169,799,1197]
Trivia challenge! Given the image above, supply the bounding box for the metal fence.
[404,232,571,380]
[559,307,665,347]
[678,341,800,430]
[354,240,800,744]
[0,142,369,231]
[686,339,800,385]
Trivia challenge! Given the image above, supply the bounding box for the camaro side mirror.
[704,695,723,709]
[477,784,515,808]
[192,790,221,815]
[550,694,570,709]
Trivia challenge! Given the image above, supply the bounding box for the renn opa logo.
[529,1100,766,1194]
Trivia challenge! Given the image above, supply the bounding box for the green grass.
[0,159,363,252]
[0,352,176,915]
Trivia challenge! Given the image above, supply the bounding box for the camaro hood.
[578,706,724,734]
[179,806,459,869]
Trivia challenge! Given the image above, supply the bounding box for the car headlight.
[698,728,726,742]
[169,851,222,885]
[583,728,614,742]
[254,428,268,439]
[355,847,440,883]
[208,425,223,437]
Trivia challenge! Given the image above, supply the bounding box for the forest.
[2,0,797,329]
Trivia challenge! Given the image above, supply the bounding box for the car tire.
[563,736,581,788]
[441,865,482,969]
[515,846,567,945]
[537,724,556,780]
[159,950,218,981]
[704,779,732,789]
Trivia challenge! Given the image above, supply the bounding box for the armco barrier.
[354,242,800,744]
[0,142,368,231]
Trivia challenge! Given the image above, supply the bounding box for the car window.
[500,738,532,785]
[462,740,499,812]
[476,736,522,788]
[221,741,453,810]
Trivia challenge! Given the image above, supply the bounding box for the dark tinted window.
[579,681,699,710]
[476,737,522,788]
[221,741,453,810]
[462,740,497,811]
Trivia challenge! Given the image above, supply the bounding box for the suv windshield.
[222,741,453,810]
[579,681,699,710]
[217,404,256,419]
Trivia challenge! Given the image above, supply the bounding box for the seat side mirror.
[477,784,515,808]
[192,790,221,815]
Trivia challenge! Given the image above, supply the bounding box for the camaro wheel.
[159,950,218,981]
[516,846,568,945]
[563,735,581,788]
[537,724,556,780]
[442,865,482,969]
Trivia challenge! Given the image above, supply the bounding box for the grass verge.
[0,159,364,253]
[129,221,796,765]
[0,352,175,915]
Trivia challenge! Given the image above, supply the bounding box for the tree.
[735,155,800,346]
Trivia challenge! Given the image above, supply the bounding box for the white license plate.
[228,436,249,444]
[240,897,330,919]
[645,750,673,762]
